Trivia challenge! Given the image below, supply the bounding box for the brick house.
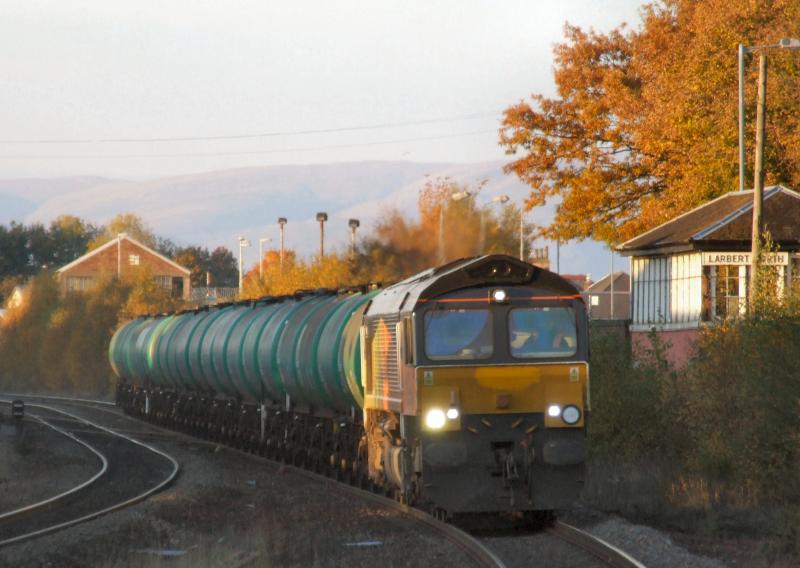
[56,233,191,299]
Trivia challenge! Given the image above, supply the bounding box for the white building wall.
[631,253,703,331]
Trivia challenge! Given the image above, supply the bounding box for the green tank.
[109,290,377,414]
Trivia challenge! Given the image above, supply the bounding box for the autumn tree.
[360,177,534,282]
[89,213,158,250]
[500,0,800,245]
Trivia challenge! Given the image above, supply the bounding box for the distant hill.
[0,161,622,280]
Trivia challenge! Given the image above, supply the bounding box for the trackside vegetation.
[588,285,800,558]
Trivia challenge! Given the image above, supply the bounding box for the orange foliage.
[500,0,800,245]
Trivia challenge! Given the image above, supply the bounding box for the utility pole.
[238,236,251,293]
[316,212,328,259]
[519,210,524,261]
[277,217,287,270]
[438,205,446,264]
[610,247,615,319]
[556,238,560,274]
[738,44,747,193]
[348,219,360,260]
[750,53,767,311]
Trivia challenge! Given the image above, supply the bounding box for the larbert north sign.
[701,252,788,266]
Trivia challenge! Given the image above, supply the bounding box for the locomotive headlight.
[446,406,460,420]
[561,405,582,425]
[547,404,561,417]
[425,408,447,429]
[491,289,509,303]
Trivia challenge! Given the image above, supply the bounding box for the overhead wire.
[0,129,497,160]
[0,111,500,144]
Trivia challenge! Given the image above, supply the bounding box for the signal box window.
[129,254,140,266]
[714,265,744,319]
[509,307,577,358]
[424,309,492,360]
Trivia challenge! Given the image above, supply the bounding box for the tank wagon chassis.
[112,255,590,521]
[117,386,366,482]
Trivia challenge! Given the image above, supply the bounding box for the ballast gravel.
[0,417,99,514]
[585,517,726,568]
[0,404,477,568]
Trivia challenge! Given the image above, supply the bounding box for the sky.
[0,1,645,278]
[0,0,645,179]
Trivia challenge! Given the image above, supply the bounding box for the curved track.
[9,394,505,567]
[5,394,647,567]
[548,521,646,568]
[0,401,179,547]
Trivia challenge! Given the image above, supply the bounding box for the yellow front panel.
[416,363,588,428]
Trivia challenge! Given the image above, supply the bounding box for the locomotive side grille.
[368,314,402,409]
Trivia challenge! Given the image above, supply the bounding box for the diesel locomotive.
[112,254,589,518]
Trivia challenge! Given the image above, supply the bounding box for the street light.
[478,194,510,255]
[348,219,360,259]
[277,217,287,270]
[316,212,328,258]
[258,238,271,280]
[439,191,472,263]
[738,38,800,193]
[737,38,800,309]
[238,236,251,292]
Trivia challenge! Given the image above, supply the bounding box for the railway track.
[5,394,646,567]
[548,521,646,568]
[0,400,179,548]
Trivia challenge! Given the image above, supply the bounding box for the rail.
[0,409,108,523]
[549,521,647,568]
[0,401,180,547]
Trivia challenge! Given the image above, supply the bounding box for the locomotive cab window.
[424,308,492,360]
[509,307,577,358]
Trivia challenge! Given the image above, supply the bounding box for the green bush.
[588,327,682,460]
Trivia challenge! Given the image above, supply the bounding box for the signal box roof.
[618,185,800,255]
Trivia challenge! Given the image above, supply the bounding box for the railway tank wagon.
[112,255,589,518]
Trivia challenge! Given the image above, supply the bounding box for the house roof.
[560,274,591,291]
[618,185,800,255]
[584,271,630,294]
[56,234,191,275]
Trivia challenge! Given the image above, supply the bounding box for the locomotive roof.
[365,254,580,316]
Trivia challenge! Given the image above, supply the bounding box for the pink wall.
[631,328,701,369]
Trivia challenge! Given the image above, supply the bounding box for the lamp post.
[439,190,471,263]
[737,38,800,309]
[316,212,328,259]
[738,38,800,193]
[238,236,251,292]
[277,217,287,270]
[348,219,360,259]
[475,194,510,255]
[258,238,271,280]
